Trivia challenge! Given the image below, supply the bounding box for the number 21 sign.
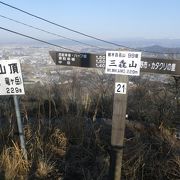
[115,82,127,94]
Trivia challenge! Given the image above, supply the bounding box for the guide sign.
[141,57,180,75]
[105,51,141,76]
[0,59,24,95]
[49,51,106,68]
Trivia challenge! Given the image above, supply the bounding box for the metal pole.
[109,75,128,180]
[13,95,27,160]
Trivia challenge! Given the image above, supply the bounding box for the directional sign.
[49,51,106,68]
[0,59,25,95]
[105,51,141,76]
[141,57,180,75]
[49,51,180,76]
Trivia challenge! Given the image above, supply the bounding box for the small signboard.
[115,82,127,94]
[105,51,141,76]
[0,59,25,95]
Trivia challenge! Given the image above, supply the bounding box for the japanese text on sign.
[57,52,87,66]
[105,51,141,76]
[141,61,176,72]
[0,59,25,95]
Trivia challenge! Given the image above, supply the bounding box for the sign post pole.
[0,59,26,160]
[13,95,27,160]
[109,75,128,180]
[105,51,141,180]
[173,76,180,122]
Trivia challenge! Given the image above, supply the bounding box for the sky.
[0,0,180,44]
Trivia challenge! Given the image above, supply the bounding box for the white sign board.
[115,82,127,94]
[105,51,141,76]
[0,59,25,95]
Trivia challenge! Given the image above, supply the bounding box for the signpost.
[109,74,128,180]
[49,50,142,180]
[105,51,141,180]
[49,51,180,180]
[0,59,27,159]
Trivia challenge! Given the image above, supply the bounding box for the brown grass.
[48,128,67,157]
[35,157,55,178]
[0,71,179,179]
[0,142,30,179]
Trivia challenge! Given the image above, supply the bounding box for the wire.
[0,1,124,46]
[0,14,106,51]
[0,26,79,53]
[0,1,180,55]
[0,1,144,52]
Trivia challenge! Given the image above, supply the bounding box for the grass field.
[0,70,179,179]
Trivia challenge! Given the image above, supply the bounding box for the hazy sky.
[0,0,180,43]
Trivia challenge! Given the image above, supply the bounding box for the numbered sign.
[115,82,127,94]
[0,59,25,95]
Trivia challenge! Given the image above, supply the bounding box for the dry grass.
[0,110,180,179]
[0,71,179,179]
[48,128,67,157]
[0,142,30,179]
[35,157,55,178]
[165,155,180,179]
[122,121,180,180]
